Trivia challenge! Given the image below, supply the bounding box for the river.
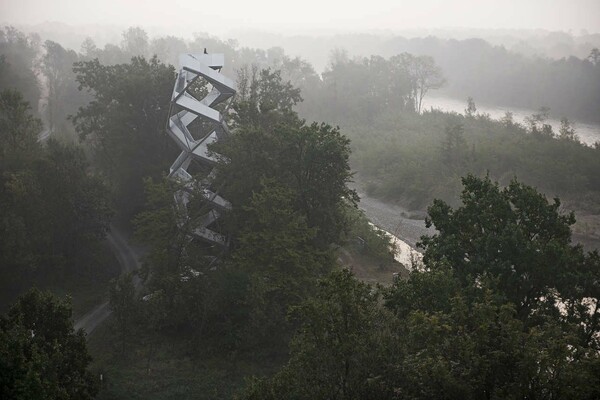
[423,95,600,147]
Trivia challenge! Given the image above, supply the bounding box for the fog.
[2,0,600,36]
[2,0,600,397]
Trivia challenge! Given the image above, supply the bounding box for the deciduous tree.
[0,289,98,399]
[72,56,176,220]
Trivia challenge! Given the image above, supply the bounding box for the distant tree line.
[380,36,600,123]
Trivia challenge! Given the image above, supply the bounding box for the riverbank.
[353,182,433,249]
[424,95,600,146]
[353,180,430,272]
[356,180,600,256]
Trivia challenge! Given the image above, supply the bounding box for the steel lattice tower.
[166,53,236,246]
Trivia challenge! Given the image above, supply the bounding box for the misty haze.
[1,1,600,399]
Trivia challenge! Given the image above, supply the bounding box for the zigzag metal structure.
[166,53,236,247]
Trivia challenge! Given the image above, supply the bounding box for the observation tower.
[165,53,236,246]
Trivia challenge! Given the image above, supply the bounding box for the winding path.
[74,227,142,335]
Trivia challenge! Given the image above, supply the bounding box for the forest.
[1,20,600,400]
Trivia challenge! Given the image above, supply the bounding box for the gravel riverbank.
[356,190,435,249]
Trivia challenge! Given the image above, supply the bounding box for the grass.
[87,320,287,400]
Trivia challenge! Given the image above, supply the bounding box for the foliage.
[392,53,446,113]
[133,177,184,281]
[231,179,329,338]
[72,56,176,221]
[40,40,88,135]
[347,108,600,209]
[0,288,99,399]
[121,27,149,57]
[109,273,137,353]
[420,174,600,326]
[239,176,600,399]
[238,269,397,400]
[0,90,112,307]
[129,66,357,351]
[133,177,253,350]
[215,68,358,340]
[559,117,578,141]
[316,52,444,122]
[440,122,468,173]
[216,67,357,246]
[234,66,302,128]
[1,138,112,277]
[386,276,600,399]
[0,27,41,111]
[0,88,42,169]
[343,205,396,264]
[87,319,285,400]
[465,96,477,117]
[221,119,356,245]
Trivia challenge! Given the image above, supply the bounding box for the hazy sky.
[2,0,599,35]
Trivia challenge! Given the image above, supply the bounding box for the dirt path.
[74,226,142,335]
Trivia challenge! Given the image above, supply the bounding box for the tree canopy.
[130,65,360,351]
[0,89,112,306]
[72,56,176,221]
[0,289,98,399]
[238,175,600,399]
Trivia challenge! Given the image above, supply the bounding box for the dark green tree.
[420,174,599,323]
[239,176,600,399]
[239,269,397,400]
[33,140,113,266]
[0,90,44,290]
[231,179,328,338]
[0,90,112,298]
[386,272,600,399]
[233,66,302,130]
[72,56,176,221]
[0,289,98,399]
[216,68,357,246]
[109,273,137,353]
